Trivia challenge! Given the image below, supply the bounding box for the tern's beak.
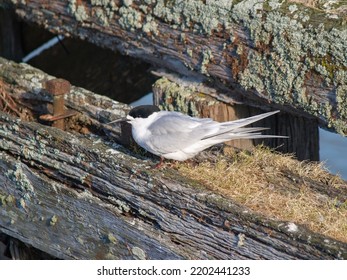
[107,115,134,125]
[107,117,128,125]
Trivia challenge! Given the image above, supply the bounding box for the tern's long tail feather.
[202,110,284,141]
[220,110,280,130]
[223,125,288,140]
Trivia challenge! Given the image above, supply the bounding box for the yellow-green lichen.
[0,194,15,207]
[95,8,109,26]
[5,163,35,196]
[336,85,347,118]
[131,246,146,260]
[91,0,119,26]
[142,15,159,35]
[229,1,347,135]
[119,5,143,31]
[187,48,193,58]
[153,0,234,35]
[106,233,118,244]
[200,48,213,75]
[49,214,58,226]
[154,77,200,115]
[17,197,26,210]
[154,77,224,117]
[123,0,133,7]
[68,0,89,22]
[111,198,131,213]
[288,4,298,14]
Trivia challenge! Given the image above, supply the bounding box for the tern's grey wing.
[146,112,217,154]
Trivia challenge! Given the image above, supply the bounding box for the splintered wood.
[0,79,20,117]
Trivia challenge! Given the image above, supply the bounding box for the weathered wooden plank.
[2,0,347,136]
[1,112,346,260]
[0,152,183,260]
[0,57,347,259]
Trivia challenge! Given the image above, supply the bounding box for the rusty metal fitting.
[40,78,77,130]
[45,78,71,96]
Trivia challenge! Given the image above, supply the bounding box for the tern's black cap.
[129,105,160,118]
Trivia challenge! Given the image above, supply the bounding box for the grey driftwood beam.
[0,58,347,259]
[1,0,347,135]
[1,111,347,260]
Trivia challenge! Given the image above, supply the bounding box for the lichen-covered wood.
[2,0,347,135]
[0,57,347,259]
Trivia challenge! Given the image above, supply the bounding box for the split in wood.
[39,78,77,130]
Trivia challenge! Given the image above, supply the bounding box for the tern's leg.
[154,157,164,169]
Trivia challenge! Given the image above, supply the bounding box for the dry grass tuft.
[177,146,347,243]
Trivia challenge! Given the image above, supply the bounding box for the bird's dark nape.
[129,105,161,118]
